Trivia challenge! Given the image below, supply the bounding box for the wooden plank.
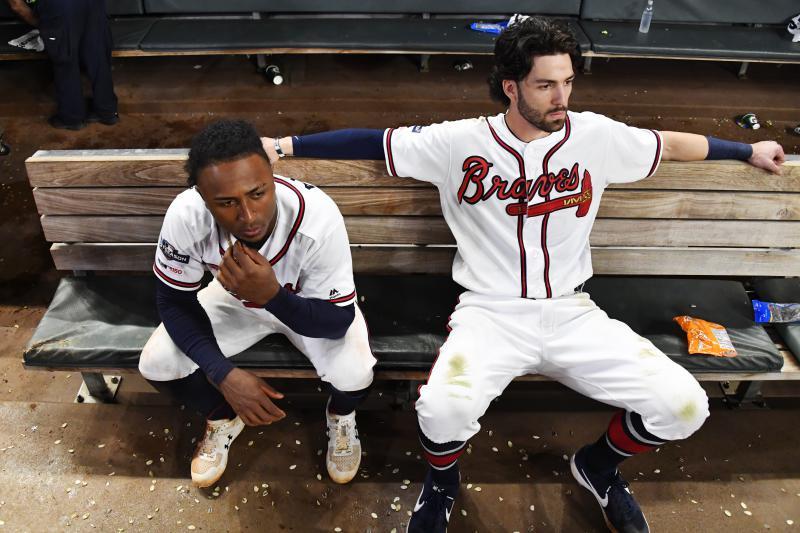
[34,187,183,215]
[26,158,420,188]
[49,243,800,276]
[617,160,800,192]
[34,187,442,216]
[41,215,800,248]
[598,190,800,220]
[34,186,800,220]
[591,219,800,248]
[49,243,457,274]
[41,215,455,244]
[113,48,489,57]
[26,154,800,190]
[583,50,800,65]
[591,247,800,277]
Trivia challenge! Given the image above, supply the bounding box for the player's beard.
[517,89,567,133]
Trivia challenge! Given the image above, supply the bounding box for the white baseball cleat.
[325,401,362,484]
[191,416,245,488]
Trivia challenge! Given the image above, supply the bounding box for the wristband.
[706,136,752,161]
[273,137,286,158]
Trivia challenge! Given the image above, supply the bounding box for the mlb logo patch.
[411,125,423,133]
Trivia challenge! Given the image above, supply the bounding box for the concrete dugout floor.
[0,53,799,532]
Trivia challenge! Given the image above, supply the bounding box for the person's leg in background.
[81,0,118,123]
[37,0,86,128]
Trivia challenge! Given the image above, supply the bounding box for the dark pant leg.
[80,0,117,117]
[37,0,86,123]
[147,369,236,421]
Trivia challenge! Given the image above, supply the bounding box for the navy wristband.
[706,136,752,161]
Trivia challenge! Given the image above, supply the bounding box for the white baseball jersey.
[383,111,662,299]
[153,175,357,308]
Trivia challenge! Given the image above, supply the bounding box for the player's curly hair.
[186,119,269,187]
[488,17,579,106]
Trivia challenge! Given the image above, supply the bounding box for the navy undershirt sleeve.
[264,286,355,339]
[156,282,234,387]
[292,128,385,160]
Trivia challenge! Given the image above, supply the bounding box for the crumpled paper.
[8,29,44,52]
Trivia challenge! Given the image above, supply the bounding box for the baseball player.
[138,120,376,488]
[263,17,785,533]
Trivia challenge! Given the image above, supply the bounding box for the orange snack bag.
[673,316,737,358]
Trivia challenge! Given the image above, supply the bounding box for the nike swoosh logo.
[413,498,426,513]
[580,467,609,506]
[445,506,452,522]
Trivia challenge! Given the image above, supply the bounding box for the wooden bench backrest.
[26,149,800,276]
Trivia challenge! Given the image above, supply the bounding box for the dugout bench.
[21,149,800,406]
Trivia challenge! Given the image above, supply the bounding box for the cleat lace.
[333,420,353,455]
[608,475,639,520]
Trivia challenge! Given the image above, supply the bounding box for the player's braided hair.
[186,119,270,187]
[488,16,579,106]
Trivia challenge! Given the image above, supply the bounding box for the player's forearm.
[264,286,355,339]
[282,129,385,159]
[156,282,234,386]
[660,131,753,162]
[659,131,709,161]
[7,0,38,26]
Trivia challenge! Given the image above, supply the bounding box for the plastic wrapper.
[752,299,800,323]
[674,316,737,357]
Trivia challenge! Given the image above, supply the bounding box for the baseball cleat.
[325,400,362,484]
[190,416,245,488]
[571,445,650,533]
[406,468,459,533]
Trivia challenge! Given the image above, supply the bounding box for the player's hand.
[217,242,281,306]
[261,137,281,165]
[748,140,785,175]
[219,368,285,426]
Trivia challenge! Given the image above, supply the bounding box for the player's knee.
[653,380,710,440]
[416,383,480,443]
[138,335,176,381]
[325,354,374,392]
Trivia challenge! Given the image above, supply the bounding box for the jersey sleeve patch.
[159,238,190,263]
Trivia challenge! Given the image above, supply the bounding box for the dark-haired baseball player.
[264,17,784,533]
[139,119,376,487]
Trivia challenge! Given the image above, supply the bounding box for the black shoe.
[407,469,459,533]
[571,446,650,533]
[48,115,85,131]
[86,112,119,126]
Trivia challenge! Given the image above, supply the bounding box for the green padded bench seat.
[24,275,782,374]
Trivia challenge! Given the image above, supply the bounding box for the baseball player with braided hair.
[263,16,785,533]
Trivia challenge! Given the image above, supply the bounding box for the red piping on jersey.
[269,177,305,265]
[330,290,356,304]
[385,128,398,177]
[487,121,528,298]
[538,115,572,299]
[152,263,201,289]
[646,130,662,177]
